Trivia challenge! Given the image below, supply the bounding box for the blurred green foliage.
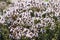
[30,7,40,12]
[37,20,60,40]
[0,24,11,40]
[34,19,41,24]
[30,11,34,17]
[44,0,49,2]
[42,13,46,18]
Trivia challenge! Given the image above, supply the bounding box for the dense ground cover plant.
[0,0,60,40]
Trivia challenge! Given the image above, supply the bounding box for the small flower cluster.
[0,0,60,40]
